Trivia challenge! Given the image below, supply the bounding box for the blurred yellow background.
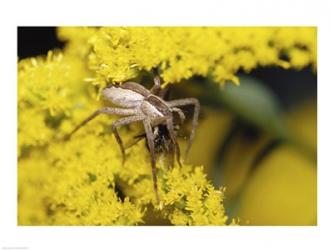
[185,98,317,225]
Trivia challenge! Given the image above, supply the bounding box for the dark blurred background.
[18,27,64,59]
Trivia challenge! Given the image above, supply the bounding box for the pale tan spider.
[66,76,200,203]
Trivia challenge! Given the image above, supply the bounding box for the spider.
[66,76,200,204]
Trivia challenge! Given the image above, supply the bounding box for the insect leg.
[167,98,200,161]
[65,107,136,140]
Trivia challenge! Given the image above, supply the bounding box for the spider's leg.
[162,125,175,169]
[161,132,174,169]
[154,75,161,86]
[121,81,150,96]
[171,107,186,125]
[150,75,170,99]
[65,107,136,140]
[168,140,175,169]
[166,116,182,168]
[143,118,160,204]
[111,115,146,165]
[150,75,161,95]
[167,98,200,161]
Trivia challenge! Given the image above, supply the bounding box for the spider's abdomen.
[102,86,144,108]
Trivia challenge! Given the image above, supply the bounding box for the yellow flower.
[58,27,316,88]
[18,51,88,116]
[237,145,317,225]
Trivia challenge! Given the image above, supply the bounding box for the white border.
[1,0,332,249]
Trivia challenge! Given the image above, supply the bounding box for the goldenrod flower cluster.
[18,27,315,225]
[59,27,316,86]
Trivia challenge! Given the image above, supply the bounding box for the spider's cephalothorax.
[66,76,200,204]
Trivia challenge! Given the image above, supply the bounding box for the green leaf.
[202,76,288,139]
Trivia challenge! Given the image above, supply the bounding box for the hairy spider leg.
[143,117,162,204]
[121,76,163,97]
[154,75,161,86]
[115,115,174,204]
[171,107,186,124]
[166,117,182,168]
[150,75,169,99]
[124,107,184,152]
[120,81,151,96]
[143,116,172,204]
[167,137,176,169]
[64,107,137,140]
[67,105,167,203]
[111,115,147,165]
[167,98,200,161]
[149,75,161,95]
